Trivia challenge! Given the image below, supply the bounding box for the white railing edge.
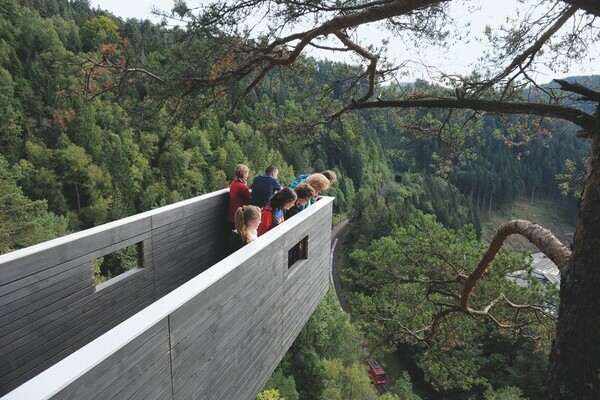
[0,189,230,265]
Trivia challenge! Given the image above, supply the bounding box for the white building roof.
[507,252,560,287]
[531,253,561,285]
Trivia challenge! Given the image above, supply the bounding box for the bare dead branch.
[307,42,352,52]
[502,294,556,319]
[520,65,555,101]
[333,31,378,102]
[554,78,600,102]
[123,68,168,84]
[562,0,600,17]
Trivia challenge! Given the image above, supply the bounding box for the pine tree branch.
[460,220,571,310]
[473,5,577,93]
[554,79,600,103]
[347,98,600,134]
[562,0,600,16]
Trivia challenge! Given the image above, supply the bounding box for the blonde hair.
[234,205,261,244]
[306,173,330,193]
[234,164,249,180]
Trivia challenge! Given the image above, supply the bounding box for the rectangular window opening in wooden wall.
[95,241,145,287]
[288,236,308,268]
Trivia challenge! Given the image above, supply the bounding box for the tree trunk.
[547,133,600,399]
[75,182,81,212]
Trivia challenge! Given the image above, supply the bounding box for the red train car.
[364,357,387,385]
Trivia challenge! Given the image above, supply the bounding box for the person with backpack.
[257,187,297,236]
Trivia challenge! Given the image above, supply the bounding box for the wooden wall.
[0,190,230,395]
[2,196,333,400]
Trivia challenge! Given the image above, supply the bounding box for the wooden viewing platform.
[0,190,333,399]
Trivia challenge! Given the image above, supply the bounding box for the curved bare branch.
[460,220,571,310]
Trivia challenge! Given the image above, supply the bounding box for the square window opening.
[288,236,308,268]
[95,241,145,286]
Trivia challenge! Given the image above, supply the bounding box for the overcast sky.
[90,0,599,82]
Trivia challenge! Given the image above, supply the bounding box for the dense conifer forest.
[0,1,593,398]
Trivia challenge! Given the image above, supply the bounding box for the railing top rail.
[0,189,230,265]
[1,196,334,400]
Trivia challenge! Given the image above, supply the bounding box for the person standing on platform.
[227,164,252,227]
[229,205,261,254]
[250,164,282,208]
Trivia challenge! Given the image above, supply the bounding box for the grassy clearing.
[480,197,576,252]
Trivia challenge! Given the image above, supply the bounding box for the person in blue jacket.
[250,164,282,207]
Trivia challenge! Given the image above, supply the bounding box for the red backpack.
[257,206,274,236]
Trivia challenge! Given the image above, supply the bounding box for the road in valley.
[330,219,390,395]
[330,219,350,312]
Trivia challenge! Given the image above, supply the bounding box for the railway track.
[376,383,389,395]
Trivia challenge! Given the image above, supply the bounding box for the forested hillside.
[0,0,388,254]
[0,1,592,399]
[1,0,585,251]
[367,80,588,214]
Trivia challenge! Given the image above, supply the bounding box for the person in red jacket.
[227,164,252,226]
[257,187,297,236]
